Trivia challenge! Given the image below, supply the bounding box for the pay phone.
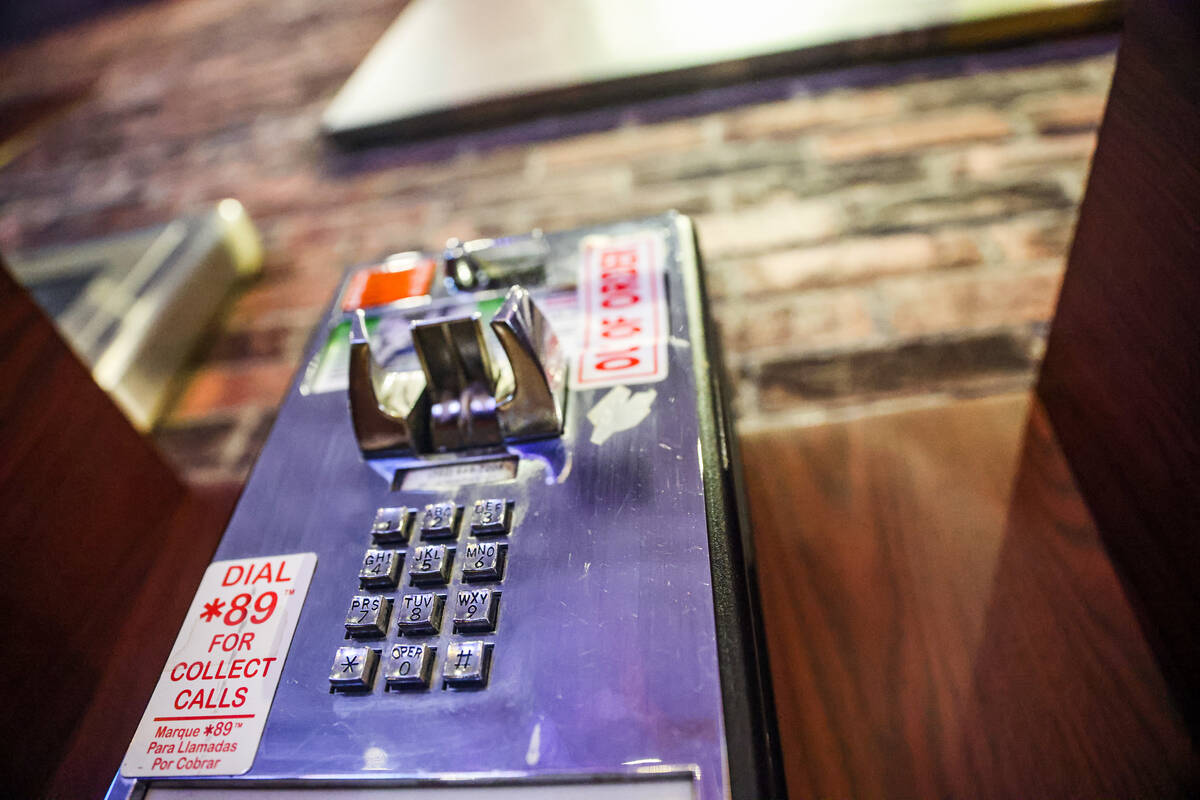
[107,213,784,800]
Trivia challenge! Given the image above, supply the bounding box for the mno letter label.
[121,552,317,777]
[574,232,669,389]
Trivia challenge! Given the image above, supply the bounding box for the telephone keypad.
[371,506,413,545]
[359,549,401,589]
[469,499,511,535]
[452,587,499,633]
[396,592,444,635]
[344,595,391,638]
[340,497,514,694]
[329,646,378,691]
[419,502,460,540]
[408,544,453,586]
[443,640,491,688]
[384,642,435,689]
[461,541,506,582]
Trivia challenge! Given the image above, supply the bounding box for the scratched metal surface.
[108,214,727,799]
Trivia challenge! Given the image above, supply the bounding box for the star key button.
[329,646,378,692]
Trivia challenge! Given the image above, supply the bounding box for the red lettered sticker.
[121,553,317,777]
[574,232,668,389]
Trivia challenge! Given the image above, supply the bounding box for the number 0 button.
[384,642,434,690]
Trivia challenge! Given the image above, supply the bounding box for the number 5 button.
[453,587,499,633]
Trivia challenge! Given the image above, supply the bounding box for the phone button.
[358,548,402,589]
[469,498,512,535]
[461,541,506,582]
[372,506,413,544]
[329,646,378,692]
[443,641,492,688]
[420,502,460,540]
[452,587,499,633]
[396,592,445,635]
[408,544,453,586]
[384,642,435,690]
[344,595,391,638]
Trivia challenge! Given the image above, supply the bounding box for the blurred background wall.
[0,0,1116,489]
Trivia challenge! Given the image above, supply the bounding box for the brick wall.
[0,0,1116,485]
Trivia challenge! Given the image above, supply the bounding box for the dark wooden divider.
[1036,0,1200,737]
[0,264,236,799]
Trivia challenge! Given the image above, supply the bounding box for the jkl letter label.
[121,553,317,777]
[574,232,669,389]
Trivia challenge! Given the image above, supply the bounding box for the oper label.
[121,552,317,777]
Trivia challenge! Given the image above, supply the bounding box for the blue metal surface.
[108,214,730,799]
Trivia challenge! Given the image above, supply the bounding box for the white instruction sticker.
[574,232,669,389]
[121,553,317,778]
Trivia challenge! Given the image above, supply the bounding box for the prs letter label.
[121,553,317,777]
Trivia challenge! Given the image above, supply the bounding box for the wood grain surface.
[1036,0,1200,737]
[0,264,236,799]
[742,394,1198,798]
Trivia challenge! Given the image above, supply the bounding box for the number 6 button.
[461,541,506,582]
[453,587,499,633]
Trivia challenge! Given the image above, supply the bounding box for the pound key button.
[329,646,378,692]
[419,502,460,540]
[443,640,492,688]
[371,506,413,544]
[453,587,499,633]
[396,591,444,635]
[359,548,401,589]
[469,498,512,536]
[384,642,435,690]
[344,595,391,638]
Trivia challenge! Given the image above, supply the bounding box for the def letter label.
[121,553,317,777]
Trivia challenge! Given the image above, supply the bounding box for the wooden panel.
[0,264,233,799]
[1036,0,1200,736]
[742,395,1197,798]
